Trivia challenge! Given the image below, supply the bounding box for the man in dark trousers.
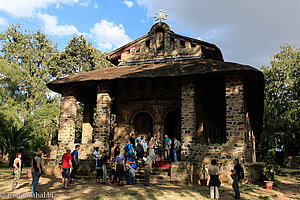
[143,152,152,186]
[101,150,110,184]
[231,159,243,199]
[31,152,42,194]
[70,145,80,183]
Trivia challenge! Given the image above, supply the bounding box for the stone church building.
[46,22,264,182]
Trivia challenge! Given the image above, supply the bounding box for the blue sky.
[0,0,300,68]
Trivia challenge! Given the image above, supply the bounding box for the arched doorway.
[133,112,153,141]
[164,110,181,141]
[164,110,181,161]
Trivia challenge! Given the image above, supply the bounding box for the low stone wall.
[43,158,96,178]
[245,163,264,184]
[284,155,300,169]
[170,161,262,184]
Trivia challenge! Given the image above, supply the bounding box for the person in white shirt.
[93,147,101,160]
[12,153,22,191]
[208,159,221,199]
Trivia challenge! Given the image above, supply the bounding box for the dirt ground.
[0,167,299,200]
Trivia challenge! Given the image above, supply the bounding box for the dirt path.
[0,168,299,200]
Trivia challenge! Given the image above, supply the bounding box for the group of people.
[208,158,244,199]
[90,133,176,186]
[121,133,182,163]
[12,152,43,195]
[11,136,244,200]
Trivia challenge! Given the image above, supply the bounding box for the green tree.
[51,35,113,77]
[0,24,59,120]
[0,24,60,147]
[51,35,114,142]
[0,126,32,166]
[260,44,300,161]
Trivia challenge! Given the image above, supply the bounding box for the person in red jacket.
[62,148,73,189]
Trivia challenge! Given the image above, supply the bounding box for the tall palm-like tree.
[0,126,32,166]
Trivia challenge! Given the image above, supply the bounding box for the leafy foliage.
[263,149,276,181]
[0,24,58,119]
[260,44,300,162]
[0,25,114,163]
[0,126,32,166]
[51,35,113,77]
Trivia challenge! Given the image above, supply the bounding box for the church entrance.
[164,110,181,161]
[133,112,153,141]
[164,110,181,141]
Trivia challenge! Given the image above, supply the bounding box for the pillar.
[94,85,111,151]
[82,104,94,144]
[225,75,246,162]
[58,91,77,147]
[181,77,196,161]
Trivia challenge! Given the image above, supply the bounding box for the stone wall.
[113,78,181,147]
[119,23,203,64]
[180,77,196,160]
[94,86,111,151]
[58,91,77,147]
[49,75,254,183]
[177,75,248,182]
[82,104,94,144]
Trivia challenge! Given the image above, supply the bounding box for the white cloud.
[94,4,98,9]
[90,20,132,51]
[0,0,79,18]
[79,0,90,7]
[123,0,134,8]
[136,0,300,67]
[0,17,9,27]
[37,13,79,36]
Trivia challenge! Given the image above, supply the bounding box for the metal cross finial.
[155,9,167,22]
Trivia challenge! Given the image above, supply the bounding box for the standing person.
[129,133,136,148]
[61,148,72,189]
[140,135,148,152]
[31,152,42,195]
[231,159,243,199]
[164,135,172,161]
[115,151,126,186]
[93,147,100,160]
[128,153,137,185]
[135,140,144,161]
[148,137,156,163]
[114,143,120,158]
[12,153,22,191]
[208,160,221,199]
[95,155,103,183]
[93,147,101,182]
[143,152,152,186]
[110,157,116,184]
[70,145,80,183]
[154,136,160,161]
[123,140,134,160]
[173,137,181,162]
[101,151,110,184]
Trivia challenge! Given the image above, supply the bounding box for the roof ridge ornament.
[155,9,167,23]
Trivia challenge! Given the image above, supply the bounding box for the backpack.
[239,165,244,179]
[125,144,129,152]
[32,158,43,176]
